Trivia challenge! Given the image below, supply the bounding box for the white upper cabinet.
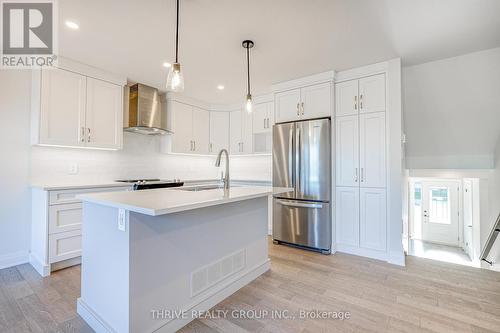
[275,82,332,123]
[253,102,274,134]
[336,115,359,187]
[168,101,210,154]
[275,89,301,123]
[32,62,125,150]
[229,110,253,155]
[359,112,386,188]
[169,101,193,153]
[335,74,385,116]
[85,78,123,149]
[301,82,332,119]
[358,74,385,113]
[192,107,210,154]
[209,112,229,154]
[37,68,86,147]
[335,80,358,117]
[359,187,386,251]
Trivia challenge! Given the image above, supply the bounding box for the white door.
[301,82,331,119]
[335,80,359,117]
[360,188,386,251]
[422,181,460,246]
[39,68,86,146]
[209,112,229,154]
[170,101,193,153]
[85,78,123,149]
[229,110,242,154]
[253,103,268,134]
[463,180,473,258]
[336,115,359,187]
[275,88,301,123]
[336,187,360,247]
[359,112,386,188]
[192,107,210,154]
[359,74,385,113]
[241,109,253,154]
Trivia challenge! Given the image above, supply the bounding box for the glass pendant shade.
[166,62,184,92]
[245,93,253,113]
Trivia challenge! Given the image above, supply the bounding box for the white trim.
[387,250,406,266]
[165,92,211,110]
[336,244,388,262]
[335,61,389,83]
[29,252,50,277]
[0,251,29,270]
[272,71,335,92]
[56,57,126,86]
[78,260,270,333]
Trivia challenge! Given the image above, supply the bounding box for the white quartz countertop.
[30,181,133,191]
[78,186,292,216]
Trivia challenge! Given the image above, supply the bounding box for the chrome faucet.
[215,149,230,190]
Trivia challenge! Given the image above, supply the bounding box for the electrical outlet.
[68,163,79,175]
[118,209,126,231]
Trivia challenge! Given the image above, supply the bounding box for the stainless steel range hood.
[124,83,172,135]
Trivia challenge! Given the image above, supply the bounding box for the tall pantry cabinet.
[335,73,388,257]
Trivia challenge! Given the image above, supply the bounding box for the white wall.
[0,70,271,268]
[488,137,500,267]
[403,47,500,169]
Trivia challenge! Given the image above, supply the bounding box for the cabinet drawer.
[49,203,82,234]
[49,230,82,263]
[49,186,130,205]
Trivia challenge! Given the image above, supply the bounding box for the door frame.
[408,177,463,247]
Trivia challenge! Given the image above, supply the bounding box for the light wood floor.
[2,240,500,333]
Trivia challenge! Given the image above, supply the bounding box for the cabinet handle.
[301,102,304,115]
[87,128,91,143]
[266,118,270,129]
[354,96,357,110]
[190,140,193,151]
[264,118,266,129]
[80,127,85,143]
[194,141,196,151]
[354,168,358,182]
[241,142,243,152]
[296,103,300,116]
[361,168,364,182]
[359,94,363,110]
[210,143,213,152]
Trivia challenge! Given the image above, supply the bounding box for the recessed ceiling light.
[65,21,79,30]
[217,85,225,90]
[163,62,171,68]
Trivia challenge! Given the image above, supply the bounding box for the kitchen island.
[76,186,291,333]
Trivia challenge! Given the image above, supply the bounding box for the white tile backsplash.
[31,133,271,184]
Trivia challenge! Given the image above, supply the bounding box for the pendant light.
[166,0,184,92]
[242,40,254,113]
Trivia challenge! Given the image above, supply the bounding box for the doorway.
[408,178,478,267]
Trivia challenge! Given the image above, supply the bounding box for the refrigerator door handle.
[288,125,295,190]
[295,124,301,196]
[276,200,323,209]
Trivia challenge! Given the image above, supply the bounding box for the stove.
[115,179,184,191]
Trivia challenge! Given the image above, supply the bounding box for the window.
[428,187,450,224]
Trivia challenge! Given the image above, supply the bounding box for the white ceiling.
[58,0,500,105]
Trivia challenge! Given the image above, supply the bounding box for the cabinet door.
[275,89,301,123]
[335,80,358,117]
[267,102,275,129]
[170,101,193,153]
[301,82,331,119]
[360,188,386,251]
[209,112,229,154]
[336,115,359,187]
[229,110,242,154]
[85,78,123,149]
[335,187,360,247]
[359,74,385,113]
[241,109,253,154]
[192,107,210,154]
[359,112,386,188]
[39,68,86,146]
[253,103,268,134]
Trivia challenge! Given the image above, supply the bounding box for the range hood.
[124,83,172,135]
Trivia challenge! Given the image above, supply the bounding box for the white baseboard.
[0,251,29,270]
[78,260,270,333]
[387,250,406,266]
[336,244,388,262]
[29,253,50,277]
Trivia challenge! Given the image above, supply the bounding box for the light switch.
[68,163,79,175]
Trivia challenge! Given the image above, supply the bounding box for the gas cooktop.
[115,179,184,190]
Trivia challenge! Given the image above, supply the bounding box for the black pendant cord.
[175,0,179,63]
[246,47,250,95]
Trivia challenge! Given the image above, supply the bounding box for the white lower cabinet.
[335,186,386,256]
[31,185,130,276]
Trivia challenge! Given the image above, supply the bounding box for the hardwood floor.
[1,240,500,332]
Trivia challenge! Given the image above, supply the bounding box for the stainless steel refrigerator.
[272,118,331,253]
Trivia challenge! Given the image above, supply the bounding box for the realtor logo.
[1,0,58,68]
